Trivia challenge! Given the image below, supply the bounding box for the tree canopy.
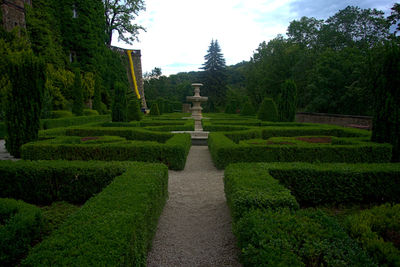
[104,0,146,45]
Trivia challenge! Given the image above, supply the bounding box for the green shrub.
[240,101,256,116]
[344,204,400,266]
[22,162,168,266]
[278,79,297,122]
[257,97,278,122]
[149,102,160,116]
[111,82,127,122]
[225,163,299,220]
[0,198,44,266]
[71,69,83,116]
[50,110,73,119]
[41,115,110,129]
[127,99,142,121]
[234,209,375,267]
[0,161,125,205]
[5,51,45,157]
[225,100,239,114]
[209,132,391,169]
[21,134,191,170]
[92,75,103,114]
[371,42,400,162]
[83,109,99,116]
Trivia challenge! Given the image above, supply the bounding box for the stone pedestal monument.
[186,83,208,131]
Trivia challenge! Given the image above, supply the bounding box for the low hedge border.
[65,126,173,143]
[235,209,375,266]
[41,115,110,130]
[0,161,126,205]
[224,163,299,220]
[226,162,400,207]
[21,161,168,266]
[0,198,44,266]
[224,162,400,266]
[209,133,391,169]
[344,203,400,266]
[21,134,191,170]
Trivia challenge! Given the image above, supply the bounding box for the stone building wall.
[110,46,147,109]
[295,112,372,130]
[1,0,31,32]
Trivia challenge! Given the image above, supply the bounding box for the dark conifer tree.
[72,69,84,116]
[202,39,227,112]
[5,51,45,157]
[111,82,128,122]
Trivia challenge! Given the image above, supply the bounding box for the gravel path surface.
[0,140,17,161]
[147,146,241,267]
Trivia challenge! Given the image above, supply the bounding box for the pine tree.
[202,39,227,112]
[257,98,279,122]
[127,99,142,121]
[5,51,45,157]
[149,102,160,116]
[278,80,297,122]
[72,69,84,116]
[111,82,128,122]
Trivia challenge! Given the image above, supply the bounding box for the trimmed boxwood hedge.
[0,161,126,205]
[41,115,110,130]
[65,126,173,143]
[0,198,44,266]
[21,134,191,170]
[20,161,168,266]
[224,162,400,266]
[224,163,299,220]
[235,209,375,267]
[344,203,400,266]
[209,132,391,169]
[226,162,400,208]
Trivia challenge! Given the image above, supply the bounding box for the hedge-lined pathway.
[147,146,241,266]
[0,140,16,161]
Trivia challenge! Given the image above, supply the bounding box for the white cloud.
[112,0,394,76]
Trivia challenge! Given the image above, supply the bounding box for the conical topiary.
[240,100,256,116]
[257,98,278,121]
[127,99,142,121]
[278,79,297,122]
[111,82,127,122]
[149,102,160,116]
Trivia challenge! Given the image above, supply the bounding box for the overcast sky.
[112,0,396,76]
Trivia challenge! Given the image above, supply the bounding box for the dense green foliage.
[225,162,400,266]
[41,115,110,129]
[127,99,142,121]
[278,79,297,121]
[0,198,44,266]
[371,42,400,162]
[4,161,168,266]
[71,69,83,116]
[235,209,374,266]
[111,82,128,122]
[22,133,191,170]
[344,204,400,266]
[257,98,278,121]
[149,102,161,116]
[240,101,255,116]
[0,161,124,205]
[5,51,45,157]
[208,127,390,169]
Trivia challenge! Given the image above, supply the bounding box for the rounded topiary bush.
[241,101,256,116]
[83,109,99,116]
[127,100,142,121]
[149,103,160,116]
[257,98,278,121]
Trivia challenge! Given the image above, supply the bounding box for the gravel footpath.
[147,146,241,267]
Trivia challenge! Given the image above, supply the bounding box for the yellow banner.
[127,50,141,99]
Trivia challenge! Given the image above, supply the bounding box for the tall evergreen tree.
[111,82,128,122]
[72,69,84,116]
[278,79,297,122]
[202,39,227,112]
[5,51,45,157]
